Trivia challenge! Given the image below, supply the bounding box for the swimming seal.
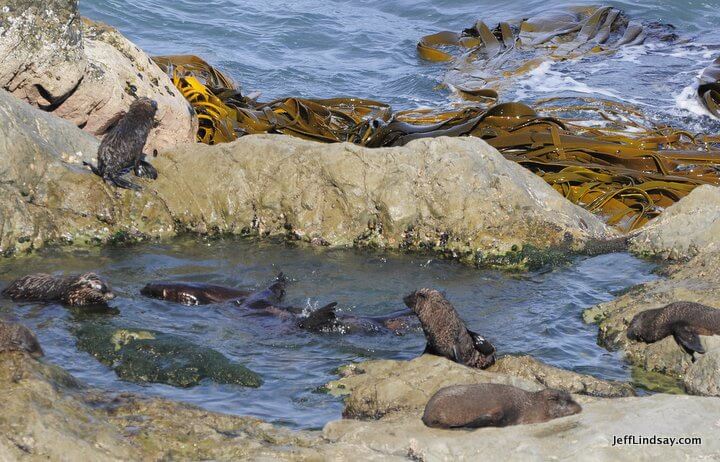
[84,97,159,190]
[141,282,253,306]
[404,288,496,368]
[295,305,417,334]
[0,321,44,358]
[2,273,116,307]
[627,301,720,360]
[422,383,582,429]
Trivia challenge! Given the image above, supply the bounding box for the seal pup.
[0,321,44,358]
[2,273,116,307]
[423,383,582,429]
[627,301,720,360]
[85,97,159,190]
[141,282,253,306]
[404,288,496,368]
[295,305,418,334]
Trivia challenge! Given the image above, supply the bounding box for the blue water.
[81,0,720,132]
[0,239,656,429]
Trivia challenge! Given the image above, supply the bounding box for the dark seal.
[85,97,159,190]
[141,282,253,306]
[0,321,44,358]
[422,383,582,429]
[2,273,115,307]
[404,288,496,368]
[627,301,720,360]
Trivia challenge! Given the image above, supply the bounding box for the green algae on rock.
[74,323,262,388]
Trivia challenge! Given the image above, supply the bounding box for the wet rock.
[584,246,720,388]
[489,355,635,397]
[629,185,720,260]
[325,355,632,419]
[0,92,615,268]
[74,323,262,388]
[0,1,196,153]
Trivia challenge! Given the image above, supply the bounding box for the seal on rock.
[627,301,720,360]
[84,97,159,190]
[0,321,44,357]
[2,273,116,307]
[404,288,496,368]
[422,383,582,429]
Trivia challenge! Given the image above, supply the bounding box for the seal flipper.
[461,407,505,428]
[83,161,101,177]
[673,325,705,357]
[468,329,496,356]
[108,174,142,191]
[297,302,338,332]
[135,158,158,179]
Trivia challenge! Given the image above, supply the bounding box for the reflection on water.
[0,237,656,429]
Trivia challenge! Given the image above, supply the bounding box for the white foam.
[673,83,715,119]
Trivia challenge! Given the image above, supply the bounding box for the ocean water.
[0,238,656,429]
[81,0,720,133]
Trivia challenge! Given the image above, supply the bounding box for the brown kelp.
[151,17,720,233]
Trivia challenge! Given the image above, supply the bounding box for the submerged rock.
[74,323,262,388]
[0,90,614,268]
[0,1,196,153]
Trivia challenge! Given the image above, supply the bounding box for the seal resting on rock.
[404,288,496,368]
[84,97,159,190]
[0,321,44,357]
[2,273,116,307]
[627,301,720,360]
[422,383,582,429]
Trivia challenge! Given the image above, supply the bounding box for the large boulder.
[0,90,615,268]
[630,185,720,260]
[0,1,196,153]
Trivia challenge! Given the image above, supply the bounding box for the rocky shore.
[2,1,720,460]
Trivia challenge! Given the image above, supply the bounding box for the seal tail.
[298,302,338,332]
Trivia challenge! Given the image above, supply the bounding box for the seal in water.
[141,282,253,306]
[295,305,418,334]
[0,321,44,358]
[2,273,116,307]
[404,288,496,368]
[627,301,720,360]
[84,97,159,190]
[422,383,582,429]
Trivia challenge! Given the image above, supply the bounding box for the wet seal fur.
[0,321,44,357]
[404,288,496,368]
[2,273,116,307]
[84,97,159,190]
[423,383,582,429]
[627,301,720,360]
[141,282,253,306]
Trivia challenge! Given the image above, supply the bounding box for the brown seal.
[404,288,496,368]
[2,273,115,307]
[84,97,159,190]
[627,301,720,360]
[0,321,44,357]
[141,282,253,306]
[422,383,582,429]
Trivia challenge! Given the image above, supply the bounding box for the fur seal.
[422,383,582,429]
[2,273,115,307]
[404,288,496,368]
[85,97,159,190]
[0,321,44,357]
[295,305,417,334]
[141,282,253,306]
[627,301,720,360]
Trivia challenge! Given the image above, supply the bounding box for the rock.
[682,336,720,397]
[74,323,262,388]
[323,394,720,460]
[489,355,635,397]
[0,1,196,153]
[325,355,631,419]
[0,91,614,268]
[630,185,720,260]
[584,246,720,387]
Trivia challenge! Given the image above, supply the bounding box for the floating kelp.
[153,55,720,232]
[416,5,678,100]
[700,56,720,118]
